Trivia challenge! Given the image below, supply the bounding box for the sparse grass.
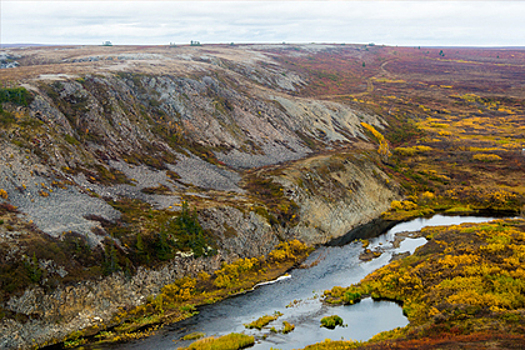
[244,311,283,330]
[141,184,171,195]
[182,332,206,341]
[178,333,254,350]
[63,164,132,186]
[243,175,299,227]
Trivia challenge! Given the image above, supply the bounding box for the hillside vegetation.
[0,43,524,349]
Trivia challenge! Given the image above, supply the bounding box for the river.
[97,215,501,350]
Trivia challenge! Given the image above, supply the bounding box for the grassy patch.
[179,333,254,350]
[244,311,283,330]
[244,175,299,226]
[97,199,216,265]
[182,332,206,341]
[141,184,171,195]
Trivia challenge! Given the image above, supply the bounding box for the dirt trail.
[316,59,399,100]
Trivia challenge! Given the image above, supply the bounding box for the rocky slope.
[0,44,401,349]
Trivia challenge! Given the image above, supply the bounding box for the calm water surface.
[102,215,499,350]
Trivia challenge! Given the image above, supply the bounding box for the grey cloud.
[2,1,525,46]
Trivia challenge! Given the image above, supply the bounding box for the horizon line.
[3,43,525,49]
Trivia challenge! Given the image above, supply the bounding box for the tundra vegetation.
[62,240,310,345]
[274,45,525,348]
[312,218,525,349]
[178,333,255,350]
[0,44,524,349]
[275,45,525,221]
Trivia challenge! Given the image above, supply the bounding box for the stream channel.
[102,215,501,350]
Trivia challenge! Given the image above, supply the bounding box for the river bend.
[101,215,500,350]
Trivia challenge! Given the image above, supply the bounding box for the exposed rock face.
[2,255,222,350]
[0,205,282,350]
[0,45,401,349]
[0,53,20,69]
[282,153,399,245]
[199,206,278,258]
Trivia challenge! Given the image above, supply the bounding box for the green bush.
[320,315,344,329]
[25,253,43,283]
[343,291,362,304]
[159,201,214,259]
[0,87,32,107]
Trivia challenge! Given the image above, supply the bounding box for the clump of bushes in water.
[179,333,254,350]
[320,315,344,329]
[300,338,366,349]
[282,321,295,334]
[324,286,362,305]
[244,311,283,330]
[270,320,295,334]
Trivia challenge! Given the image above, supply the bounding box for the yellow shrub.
[439,254,479,269]
[415,145,433,152]
[472,154,502,162]
[161,277,196,303]
[394,147,416,157]
[446,289,498,307]
[0,189,7,200]
[480,243,507,253]
[198,271,210,281]
[361,122,390,157]
[420,191,435,204]
[269,249,288,262]
[213,274,232,288]
[402,200,418,210]
[394,145,433,157]
[390,200,417,211]
[390,200,404,211]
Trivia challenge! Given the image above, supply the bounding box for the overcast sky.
[2,1,525,47]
